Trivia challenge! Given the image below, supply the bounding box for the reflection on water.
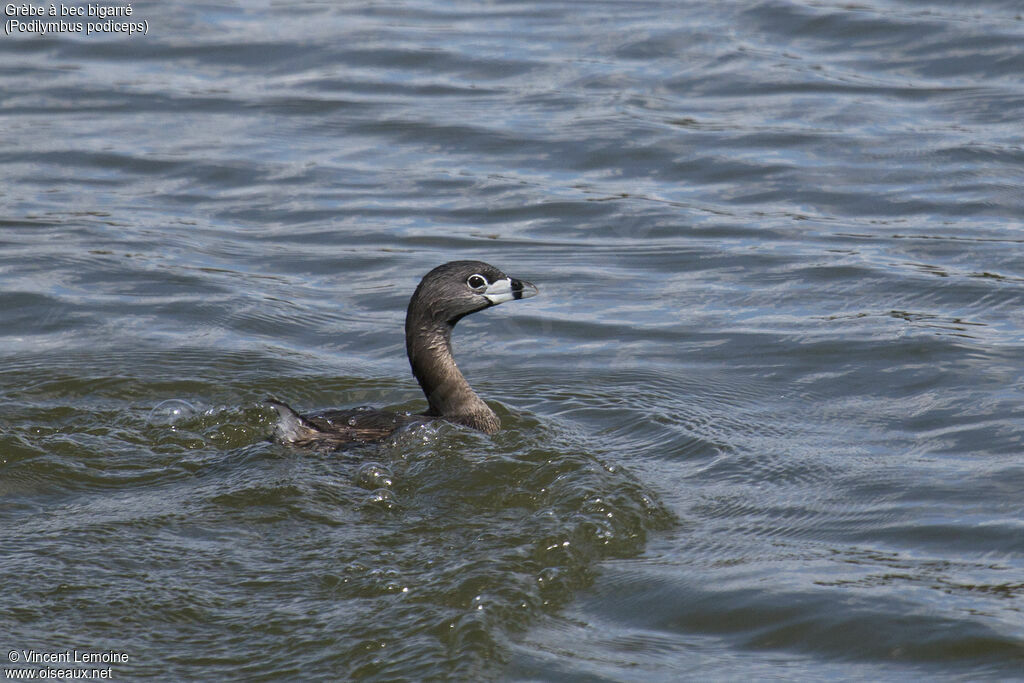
[2,0,1023,680]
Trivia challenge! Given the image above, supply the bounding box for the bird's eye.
[467,274,488,291]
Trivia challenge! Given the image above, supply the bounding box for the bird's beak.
[483,277,539,305]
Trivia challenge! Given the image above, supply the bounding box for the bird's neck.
[405,307,499,434]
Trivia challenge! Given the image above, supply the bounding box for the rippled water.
[3,1,1024,680]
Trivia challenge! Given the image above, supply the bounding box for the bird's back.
[268,399,427,449]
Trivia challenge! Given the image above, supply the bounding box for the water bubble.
[362,488,398,511]
[147,399,198,425]
[356,463,395,490]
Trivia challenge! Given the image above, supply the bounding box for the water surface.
[2,1,1023,680]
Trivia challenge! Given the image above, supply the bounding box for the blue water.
[2,1,1023,680]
